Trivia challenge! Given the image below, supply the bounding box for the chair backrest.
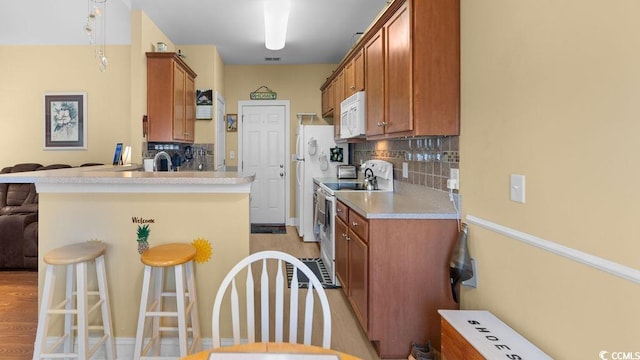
[212,250,331,349]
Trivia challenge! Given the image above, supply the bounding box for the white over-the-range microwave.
[340,91,366,139]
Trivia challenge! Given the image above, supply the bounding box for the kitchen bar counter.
[0,164,255,348]
[0,164,254,193]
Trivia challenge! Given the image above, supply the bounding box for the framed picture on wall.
[226,114,237,132]
[43,92,88,150]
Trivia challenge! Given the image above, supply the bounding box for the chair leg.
[96,254,116,360]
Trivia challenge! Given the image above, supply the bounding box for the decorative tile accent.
[353,136,460,192]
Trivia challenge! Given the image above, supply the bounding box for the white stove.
[314,160,393,286]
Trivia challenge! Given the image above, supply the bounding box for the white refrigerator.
[294,125,346,242]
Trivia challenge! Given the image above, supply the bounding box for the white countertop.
[315,177,460,220]
[0,164,255,193]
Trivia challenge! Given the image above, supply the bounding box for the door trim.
[238,100,291,225]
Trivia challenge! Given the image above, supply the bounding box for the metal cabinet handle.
[350,85,356,90]
[352,221,358,227]
[336,208,343,213]
[280,172,284,177]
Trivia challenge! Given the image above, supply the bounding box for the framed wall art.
[44,92,87,150]
[226,114,237,132]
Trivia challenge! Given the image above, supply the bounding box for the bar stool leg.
[63,264,75,355]
[175,264,188,356]
[151,266,164,356]
[185,261,201,353]
[96,254,116,360]
[76,261,89,358]
[33,266,55,360]
[134,265,153,360]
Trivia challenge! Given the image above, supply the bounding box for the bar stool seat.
[134,243,201,359]
[33,241,116,360]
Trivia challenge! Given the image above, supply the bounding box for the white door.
[239,101,289,224]
[215,92,226,171]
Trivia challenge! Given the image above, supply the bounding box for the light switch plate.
[510,174,525,203]
[402,162,408,178]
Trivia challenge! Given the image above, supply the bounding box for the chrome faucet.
[153,151,173,171]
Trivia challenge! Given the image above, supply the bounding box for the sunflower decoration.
[192,237,212,264]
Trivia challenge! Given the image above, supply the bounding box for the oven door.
[315,188,336,285]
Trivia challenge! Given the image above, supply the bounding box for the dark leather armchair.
[0,163,42,269]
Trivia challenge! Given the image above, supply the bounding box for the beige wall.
[38,191,250,338]
[460,0,640,357]
[0,45,131,166]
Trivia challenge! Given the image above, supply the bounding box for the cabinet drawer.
[336,200,348,223]
[348,210,368,242]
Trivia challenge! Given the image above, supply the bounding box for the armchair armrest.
[8,203,38,214]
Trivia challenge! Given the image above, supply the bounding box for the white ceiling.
[0,0,391,65]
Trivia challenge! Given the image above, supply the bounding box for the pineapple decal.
[136,224,150,254]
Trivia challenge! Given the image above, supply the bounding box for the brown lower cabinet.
[335,200,459,358]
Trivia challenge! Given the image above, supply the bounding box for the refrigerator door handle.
[296,160,303,185]
[295,132,303,160]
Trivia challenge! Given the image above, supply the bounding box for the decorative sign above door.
[250,85,277,100]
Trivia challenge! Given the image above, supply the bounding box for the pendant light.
[84,0,108,71]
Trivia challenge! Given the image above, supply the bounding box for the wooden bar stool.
[33,241,116,360]
[134,243,201,359]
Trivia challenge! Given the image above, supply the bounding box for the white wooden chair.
[212,250,332,349]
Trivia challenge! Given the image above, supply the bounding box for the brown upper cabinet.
[321,81,334,118]
[332,71,345,139]
[344,48,365,98]
[321,0,460,139]
[146,52,197,143]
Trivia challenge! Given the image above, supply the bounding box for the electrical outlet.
[229,150,235,159]
[402,162,408,178]
[448,168,459,190]
[450,168,459,182]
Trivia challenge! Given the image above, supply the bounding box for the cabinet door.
[365,29,385,137]
[335,217,349,290]
[333,72,344,139]
[349,231,368,330]
[344,60,355,98]
[185,74,195,141]
[172,62,186,140]
[321,82,334,117]
[353,49,365,92]
[385,1,412,134]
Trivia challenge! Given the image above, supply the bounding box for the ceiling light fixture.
[264,0,290,50]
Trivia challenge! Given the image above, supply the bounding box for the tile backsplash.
[352,136,459,192]
[143,142,214,171]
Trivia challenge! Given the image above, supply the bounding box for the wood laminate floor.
[0,227,384,360]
